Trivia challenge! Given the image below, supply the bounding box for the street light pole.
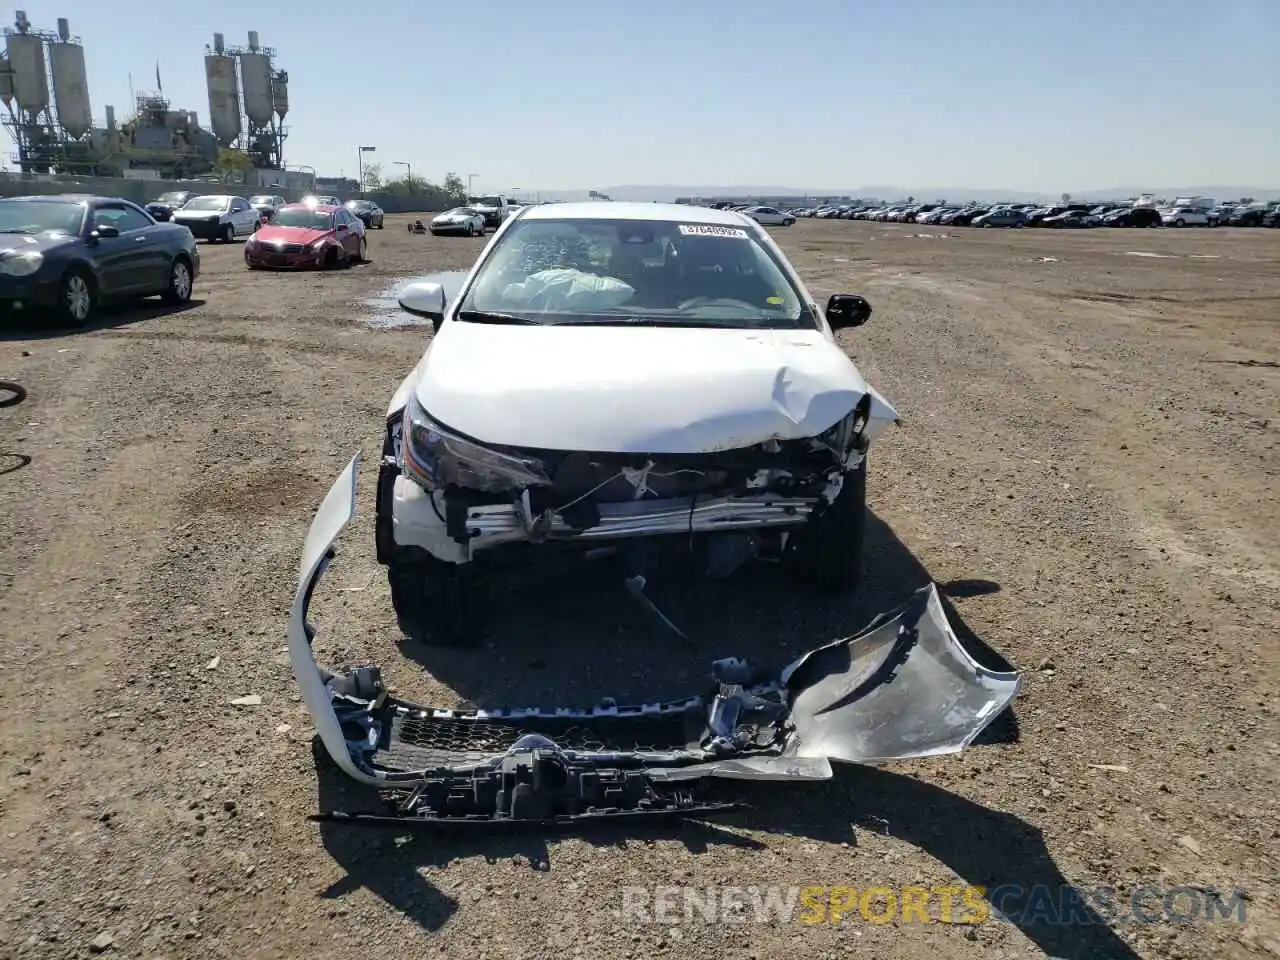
[393,160,411,188]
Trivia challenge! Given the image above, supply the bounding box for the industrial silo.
[238,30,273,127]
[48,18,91,139]
[0,56,13,108]
[5,22,49,119]
[204,32,241,147]
[271,70,288,121]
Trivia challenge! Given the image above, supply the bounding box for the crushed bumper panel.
[292,456,1022,826]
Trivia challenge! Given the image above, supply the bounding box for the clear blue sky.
[22,0,1280,192]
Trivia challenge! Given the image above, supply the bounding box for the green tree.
[214,148,252,176]
[442,172,466,205]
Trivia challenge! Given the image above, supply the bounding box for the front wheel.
[160,257,193,304]
[221,223,235,243]
[784,458,867,594]
[388,551,486,648]
[1175,218,1185,227]
[356,236,368,262]
[56,268,95,327]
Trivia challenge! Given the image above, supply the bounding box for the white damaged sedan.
[430,206,486,237]
[376,202,899,646]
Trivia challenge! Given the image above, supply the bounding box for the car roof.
[519,200,753,227]
[281,202,338,212]
[5,193,111,204]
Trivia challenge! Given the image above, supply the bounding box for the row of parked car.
[0,187,399,332]
[782,200,1280,229]
[143,190,387,240]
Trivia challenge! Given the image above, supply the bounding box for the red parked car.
[244,203,367,270]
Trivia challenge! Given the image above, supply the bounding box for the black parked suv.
[345,199,385,229]
[1228,206,1272,227]
[1101,207,1162,228]
[144,190,195,222]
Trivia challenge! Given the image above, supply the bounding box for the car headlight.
[818,398,871,455]
[0,251,43,277]
[311,238,328,251]
[402,394,550,493]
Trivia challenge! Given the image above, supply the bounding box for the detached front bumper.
[292,456,1022,822]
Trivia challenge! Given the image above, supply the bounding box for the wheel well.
[62,262,97,295]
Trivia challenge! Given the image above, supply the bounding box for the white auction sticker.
[678,224,749,239]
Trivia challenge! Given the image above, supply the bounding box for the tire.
[55,268,95,327]
[1175,218,1185,227]
[324,247,339,270]
[221,223,234,243]
[388,550,486,648]
[785,457,867,595]
[160,256,193,305]
[0,380,26,408]
[356,236,368,262]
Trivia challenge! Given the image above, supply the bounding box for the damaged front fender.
[291,456,1021,823]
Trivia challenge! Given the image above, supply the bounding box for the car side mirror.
[91,225,120,240]
[399,281,446,326]
[825,293,871,330]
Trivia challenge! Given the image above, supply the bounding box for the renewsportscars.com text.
[619,884,1249,926]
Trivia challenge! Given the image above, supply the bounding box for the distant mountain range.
[526,184,1280,204]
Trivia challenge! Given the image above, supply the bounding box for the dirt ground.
[1,215,1276,960]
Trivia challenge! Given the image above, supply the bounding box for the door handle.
[135,236,147,242]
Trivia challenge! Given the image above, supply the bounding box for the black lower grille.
[372,706,705,772]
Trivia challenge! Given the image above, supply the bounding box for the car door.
[333,210,356,255]
[228,197,252,235]
[118,203,172,289]
[88,203,161,294]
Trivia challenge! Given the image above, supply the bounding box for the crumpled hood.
[254,226,330,245]
[416,321,897,453]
